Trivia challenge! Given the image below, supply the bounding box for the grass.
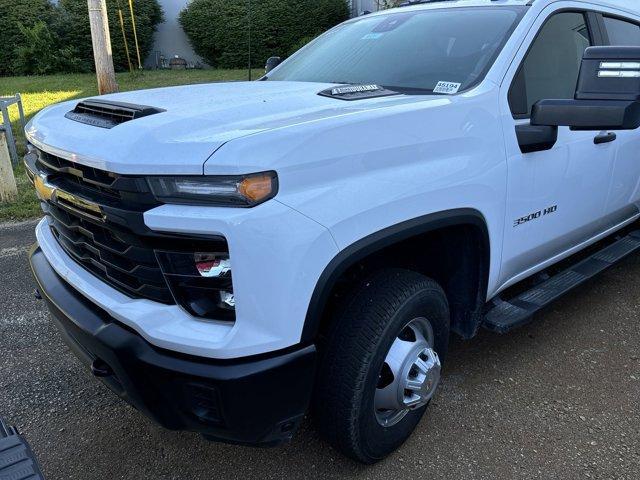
[0,69,261,221]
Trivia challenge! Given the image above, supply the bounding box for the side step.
[484,230,640,333]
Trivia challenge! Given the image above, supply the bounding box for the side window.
[604,16,640,46]
[509,12,592,117]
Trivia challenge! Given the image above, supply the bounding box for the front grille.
[45,202,174,303]
[27,149,227,305]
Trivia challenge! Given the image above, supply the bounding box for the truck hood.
[25,81,416,175]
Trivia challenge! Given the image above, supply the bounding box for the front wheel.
[314,269,450,464]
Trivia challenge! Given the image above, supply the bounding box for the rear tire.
[314,269,450,464]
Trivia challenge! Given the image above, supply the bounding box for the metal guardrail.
[0,94,26,167]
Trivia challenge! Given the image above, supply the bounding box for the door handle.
[594,132,617,145]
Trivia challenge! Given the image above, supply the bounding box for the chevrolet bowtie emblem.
[55,189,105,221]
[32,171,105,222]
[33,173,54,202]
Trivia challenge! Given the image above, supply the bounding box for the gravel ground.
[1,219,639,480]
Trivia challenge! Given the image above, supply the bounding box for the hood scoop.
[318,84,400,101]
[65,99,165,129]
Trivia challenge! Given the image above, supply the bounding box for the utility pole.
[88,0,119,94]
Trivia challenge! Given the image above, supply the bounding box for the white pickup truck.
[25,0,640,464]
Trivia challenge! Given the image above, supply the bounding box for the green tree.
[179,0,349,69]
[0,0,56,76]
[58,0,164,72]
[13,22,57,75]
[12,21,90,75]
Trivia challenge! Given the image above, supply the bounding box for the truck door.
[599,14,640,229]
[497,10,613,291]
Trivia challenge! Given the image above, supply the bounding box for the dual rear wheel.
[314,269,450,464]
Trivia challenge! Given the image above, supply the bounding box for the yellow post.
[0,131,18,203]
[128,0,143,69]
[118,7,134,72]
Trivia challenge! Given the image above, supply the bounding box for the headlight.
[147,171,278,207]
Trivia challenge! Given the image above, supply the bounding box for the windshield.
[268,7,524,94]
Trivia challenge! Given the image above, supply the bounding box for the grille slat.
[37,151,121,199]
[38,151,118,188]
[51,218,163,283]
[48,202,174,303]
[32,150,175,304]
[53,228,171,300]
[44,202,156,263]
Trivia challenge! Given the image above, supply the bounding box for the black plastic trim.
[532,99,640,130]
[30,245,317,446]
[515,123,558,153]
[65,99,165,129]
[484,229,640,333]
[582,44,640,60]
[594,132,617,144]
[301,208,490,342]
[586,11,607,46]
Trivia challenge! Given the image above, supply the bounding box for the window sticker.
[433,81,462,95]
[372,13,414,33]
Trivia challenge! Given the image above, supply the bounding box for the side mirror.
[532,46,640,131]
[265,56,282,74]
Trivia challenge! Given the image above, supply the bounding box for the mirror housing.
[532,46,640,131]
[576,46,640,101]
[265,56,282,74]
[532,99,640,131]
[516,124,558,154]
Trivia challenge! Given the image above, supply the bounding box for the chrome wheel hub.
[374,317,441,427]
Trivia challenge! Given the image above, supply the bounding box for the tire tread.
[314,269,449,463]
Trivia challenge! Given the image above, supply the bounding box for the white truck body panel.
[26,81,405,175]
[26,0,640,358]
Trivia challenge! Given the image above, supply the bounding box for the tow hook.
[91,359,114,378]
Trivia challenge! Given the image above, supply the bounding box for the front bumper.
[29,245,317,446]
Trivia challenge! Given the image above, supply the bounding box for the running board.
[484,230,640,333]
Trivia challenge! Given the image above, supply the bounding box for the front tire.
[314,269,450,464]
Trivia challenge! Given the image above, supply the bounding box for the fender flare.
[300,208,490,342]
